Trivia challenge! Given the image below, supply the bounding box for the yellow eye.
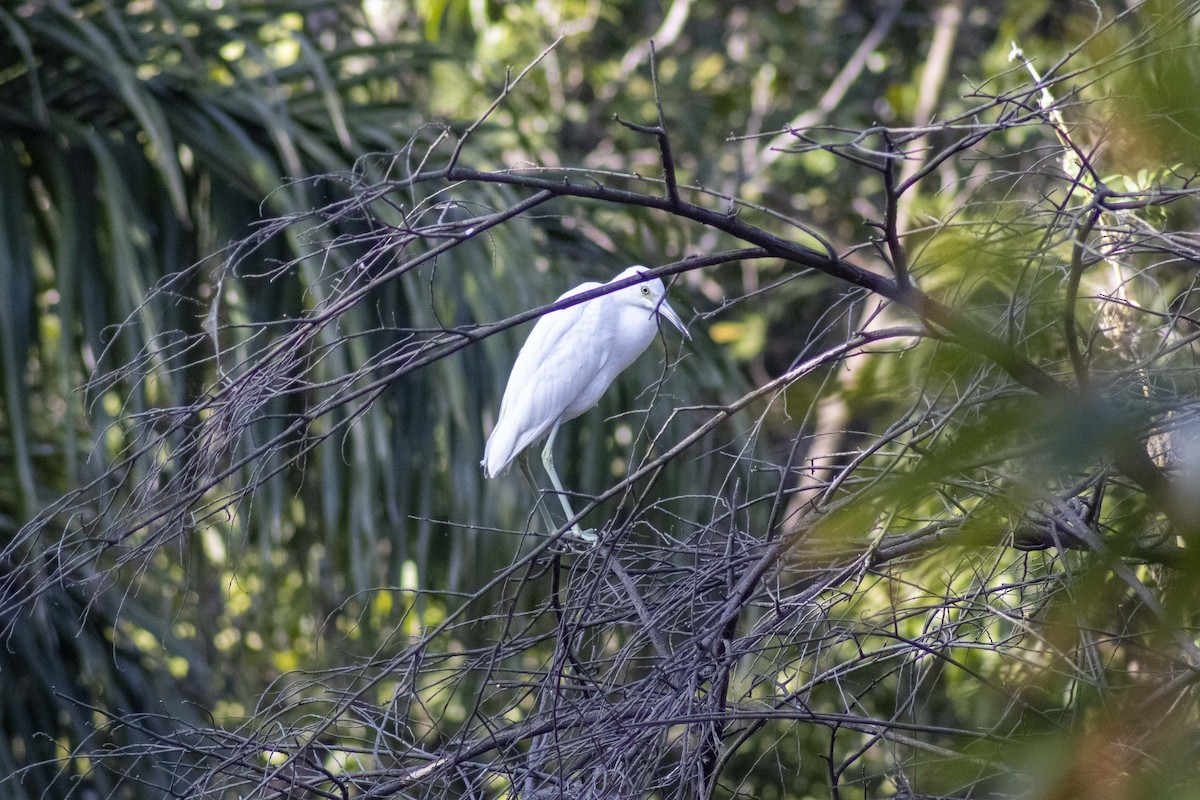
[641,285,651,296]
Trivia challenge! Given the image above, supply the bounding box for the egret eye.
[641,285,651,296]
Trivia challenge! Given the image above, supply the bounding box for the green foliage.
[4,0,1200,798]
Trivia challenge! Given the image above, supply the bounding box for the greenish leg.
[519,455,559,537]
[541,423,597,544]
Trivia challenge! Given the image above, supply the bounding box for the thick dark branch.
[881,133,910,289]
[396,164,1064,397]
[385,164,1189,530]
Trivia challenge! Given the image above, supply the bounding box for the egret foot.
[565,527,598,545]
[543,528,598,557]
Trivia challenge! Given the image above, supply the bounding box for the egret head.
[616,266,691,339]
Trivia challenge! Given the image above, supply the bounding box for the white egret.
[482,266,690,542]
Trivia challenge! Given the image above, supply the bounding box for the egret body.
[482,266,690,541]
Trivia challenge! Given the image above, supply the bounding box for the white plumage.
[482,266,689,540]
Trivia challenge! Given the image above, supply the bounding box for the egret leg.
[519,455,560,537]
[541,423,597,544]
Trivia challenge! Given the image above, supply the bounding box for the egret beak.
[655,299,691,340]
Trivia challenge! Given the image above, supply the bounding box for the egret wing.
[483,282,601,476]
[497,282,598,415]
